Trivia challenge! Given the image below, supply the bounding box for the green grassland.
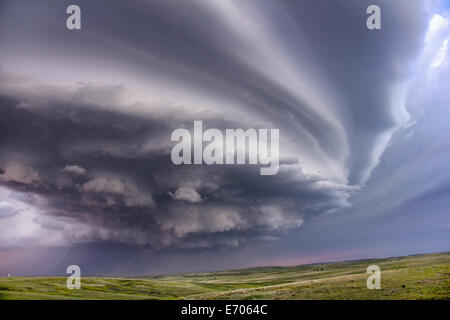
[0,252,448,300]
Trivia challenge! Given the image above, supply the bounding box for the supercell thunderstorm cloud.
[0,0,449,275]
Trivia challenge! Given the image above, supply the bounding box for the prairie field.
[0,252,448,300]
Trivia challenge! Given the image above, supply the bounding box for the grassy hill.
[0,252,448,300]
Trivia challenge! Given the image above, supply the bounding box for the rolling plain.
[0,252,448,300]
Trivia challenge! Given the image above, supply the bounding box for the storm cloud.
[0,0,448,274]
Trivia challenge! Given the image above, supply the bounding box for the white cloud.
[82,176,154,207]
[258,205,304,231]
[0,162,40,185]
[0,201,21,219]
[422,14,450,73]
[63,164,86,175]
[159,206,246,238]
[431,38,449,68]
[425,14,449,44]
[169,187,203,203]
[0,187,68,248]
